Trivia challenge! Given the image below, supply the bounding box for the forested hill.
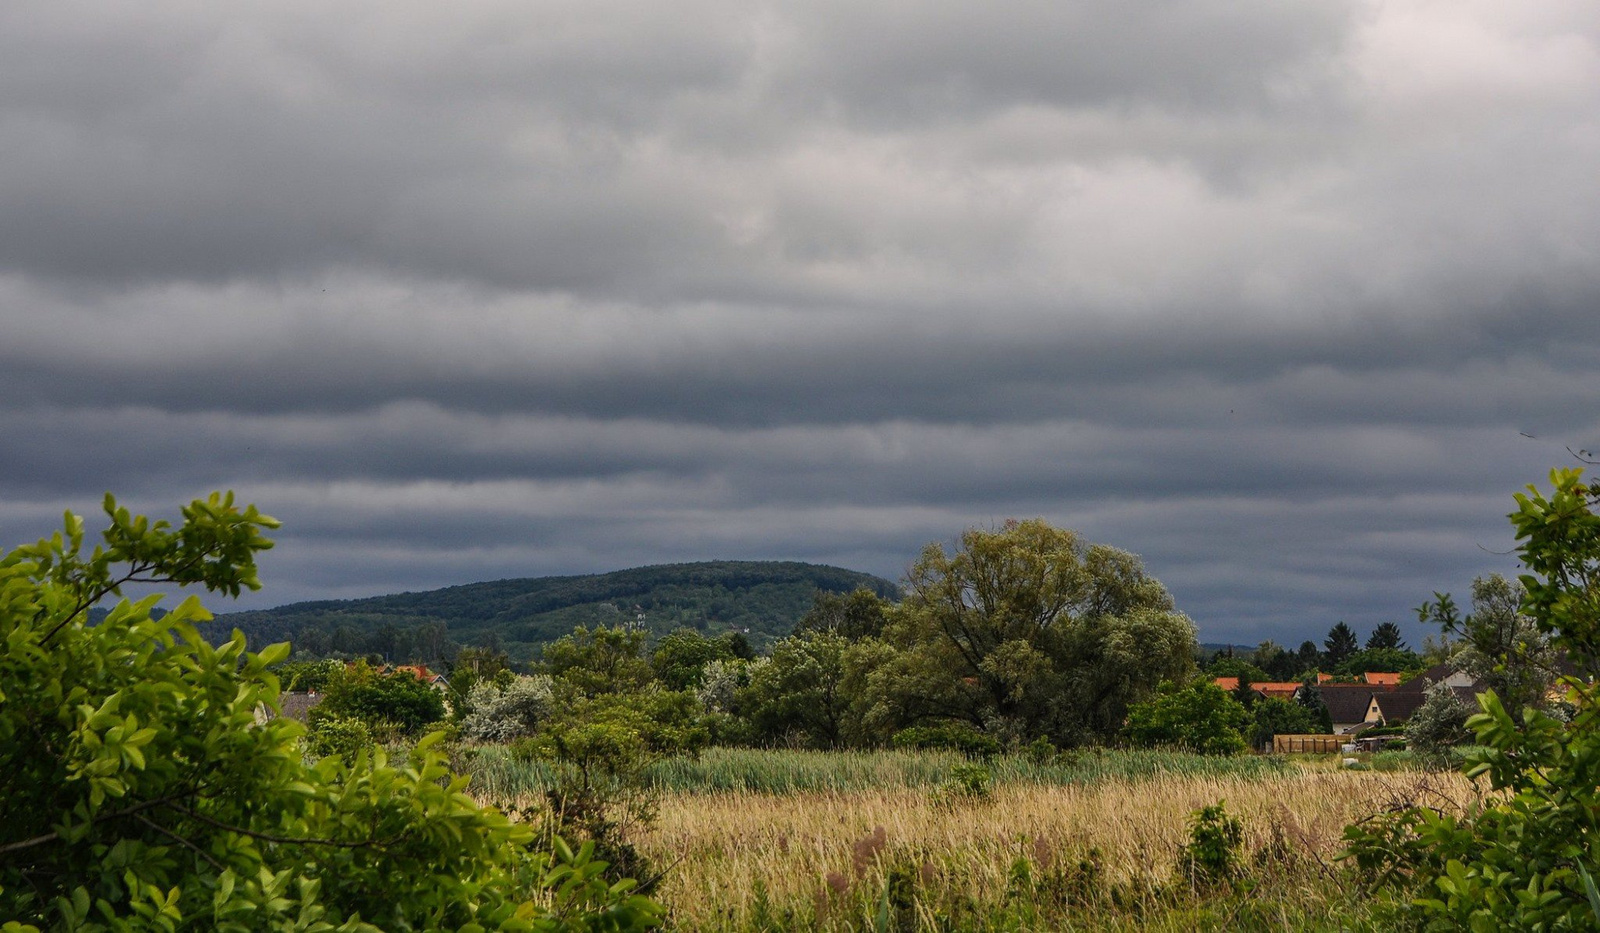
[199,561,899,662]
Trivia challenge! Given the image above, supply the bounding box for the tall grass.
[464,747,1477,929]
[467,745,1299,799]
[641,768,1475,931]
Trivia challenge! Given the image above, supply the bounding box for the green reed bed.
[466,745,1299,798]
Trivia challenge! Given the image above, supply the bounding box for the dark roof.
[1312,684,1377,724]
[1373,691,1428,724]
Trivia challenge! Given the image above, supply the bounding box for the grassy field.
[468,745,1300,797]
[468,747,1479,931]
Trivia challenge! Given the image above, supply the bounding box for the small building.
[1308,684,1385,734]
[1371,691,1428,726]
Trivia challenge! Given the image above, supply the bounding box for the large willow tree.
[866,519,1196,746]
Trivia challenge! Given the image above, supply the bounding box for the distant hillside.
[201,561,899,661]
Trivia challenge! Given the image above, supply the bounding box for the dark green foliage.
[1250,641,1300,681]
[0,493,661,929]
[542,624,654,697]
[1230,671,1258,709]
[1205,656,1271,682]
[742,630,876,749]
[1294,681,1334,733]
[875,520,1196,747]
[890,723,1002,759]
[650,627,736,690]
[792,587,892,640]
[447,644,513,713]
[206,560,898,662]
[1024,735,1058,764]
[1123,681,1249,755]
[1365,621,1406,651]
[1295,640,1321,675]
[306,660,447,736]
[1344,468,1600,929]
[1333,646,1424,676]
[1177,803,1244,888]
[1322,621,1359,668]
[943,762,993,798]
[1247,697,1320,749]
[272,657,341,692]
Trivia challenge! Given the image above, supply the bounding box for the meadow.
[469,747,1479,931]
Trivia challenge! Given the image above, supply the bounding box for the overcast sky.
[4,0,1597,646]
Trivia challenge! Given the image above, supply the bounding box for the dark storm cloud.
[2,1,1599,641]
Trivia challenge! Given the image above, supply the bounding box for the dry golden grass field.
[477,751,1480,931]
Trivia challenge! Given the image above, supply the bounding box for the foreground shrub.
[0,493,660,929]
[1177,803,1244,889]
[1344,468,1600,929]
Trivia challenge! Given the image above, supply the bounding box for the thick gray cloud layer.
[3,0,1598,644]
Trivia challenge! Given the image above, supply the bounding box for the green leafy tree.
[1205,657,1271,682]
[307,660,447,737]
[1250,640,1297,681]
[872,520,1195,745]
[1334,646,1425,676]
[542,625,654,698]
[1365,620,1407,651]
[447,644,513,716]
[1448,574,1558,720]
[649,628,734,691]
[1402,680,1474,768]
[1322,621,1359,669]
[1345,468,1600,928]
[1293,640,1321,677]
[0,493,661,929]
[742,630,876,748]
[273,657,342,693]
[1247,697,1319,750]
[1294,681,1334,733]
[1230,670,1259,709]
[792,587,892,640]
[1122,680,1249,755]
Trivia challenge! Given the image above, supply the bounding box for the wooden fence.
[1272,734,1343,754]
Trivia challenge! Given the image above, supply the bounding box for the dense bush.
[459,674,556,743]
[1177,803,1244,888]
[306,659,447,736]
[0,493,660,929]
[1247,696,1321,749]
[1402,680,1474,767]
[1123,680,1249,755]
[890,723,1002,759]
[1345,468,1600,928]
